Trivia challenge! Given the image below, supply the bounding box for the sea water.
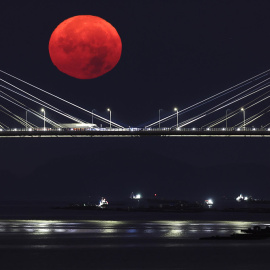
[1,202,270,269]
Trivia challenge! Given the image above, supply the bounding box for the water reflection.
[164,229,182,238]
[0,220,268,239]
[144,229,155,234]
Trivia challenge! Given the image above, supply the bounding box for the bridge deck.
[0,128,270,137]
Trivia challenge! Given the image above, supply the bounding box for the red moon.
[49,15,122,79]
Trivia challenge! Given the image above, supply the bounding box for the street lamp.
[174,107,178,127]
[26,110,28,130]
[241,107,245,129]
[107,108,111,129]
[226,109,230,129]
[41,108,45,130]
[92,109,95,124]
[159,109,162,129]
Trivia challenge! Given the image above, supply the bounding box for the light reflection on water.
[0,220,268,239]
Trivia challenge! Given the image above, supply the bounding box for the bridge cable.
[174,81,270,128]
[0,69,124,128]
[145,69,270,128]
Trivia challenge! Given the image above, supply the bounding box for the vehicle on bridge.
[59,123,98,130]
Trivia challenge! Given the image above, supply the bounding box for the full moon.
[49,15,122,79]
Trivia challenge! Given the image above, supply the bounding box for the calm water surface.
[1,219,270,269]
[0,219,266,244]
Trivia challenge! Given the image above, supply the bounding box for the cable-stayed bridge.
[0,128,270,138]
[1,68,270,137]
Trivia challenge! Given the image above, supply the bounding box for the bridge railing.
[0,127,270,132]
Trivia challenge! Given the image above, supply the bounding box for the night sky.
[1,0,270,202]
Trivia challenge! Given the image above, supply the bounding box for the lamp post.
[107,108,111,129]
[41,108,45,130]
[26,110,28,130]
[92,109,95,124]
[159,109,162,129]
[241,107,245,129]
[226,109,230,129]
[174,107,178,127]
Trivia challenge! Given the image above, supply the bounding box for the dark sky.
[1,0,270,202]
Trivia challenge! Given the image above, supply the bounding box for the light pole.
[92,109,95,124]
[159,109,162,129]
[26,110,28,130]
[241,107,245,129]
[41,108,45,130]
[226,109,230,129]
[174,107,178,127]
[107,108,111,129]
